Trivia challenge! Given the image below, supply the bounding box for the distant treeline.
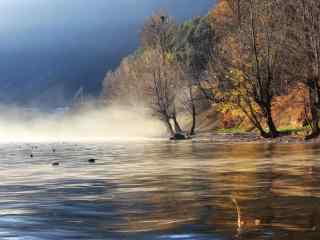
[103,0,320,140]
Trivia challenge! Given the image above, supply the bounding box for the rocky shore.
[189,132,320,144]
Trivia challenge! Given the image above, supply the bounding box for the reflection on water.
[0,141,320,239]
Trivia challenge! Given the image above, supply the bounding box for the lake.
[0,141,319,239]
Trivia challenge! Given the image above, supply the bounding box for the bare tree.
[171,17,215,135]
[176,65,199,136]
[140,13,185,135]
[141,48,184,134]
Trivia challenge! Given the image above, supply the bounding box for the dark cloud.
[0,0,215,108]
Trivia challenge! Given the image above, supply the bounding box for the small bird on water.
[30,154,34,158]
[88,158,96,163]
[52,162,60,166]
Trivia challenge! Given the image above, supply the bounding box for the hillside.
[103,0,320,139]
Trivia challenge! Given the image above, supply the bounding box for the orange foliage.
[196,85,310,132]
[272,85,309,128]
[209,0,233,26]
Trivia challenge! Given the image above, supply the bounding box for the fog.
[0,104,166,142]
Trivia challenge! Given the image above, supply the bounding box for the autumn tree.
[208,0,289,138]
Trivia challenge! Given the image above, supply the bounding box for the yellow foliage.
[164,51,176,63]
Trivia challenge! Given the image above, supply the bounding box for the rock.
[88,158,96,163]
[170,132,188,141]
[52,162,60,166]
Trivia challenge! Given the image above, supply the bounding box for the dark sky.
[0,0,215,108]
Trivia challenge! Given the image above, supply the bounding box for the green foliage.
[278,126,309,133]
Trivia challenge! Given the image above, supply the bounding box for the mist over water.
[0,104,166,142]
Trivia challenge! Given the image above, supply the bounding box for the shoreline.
[188,132,320,144]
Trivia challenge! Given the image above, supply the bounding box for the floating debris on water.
[88,158,96,163]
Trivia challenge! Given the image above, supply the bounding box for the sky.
[0,0,215,108]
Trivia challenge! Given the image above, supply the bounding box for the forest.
[102,0,320,140]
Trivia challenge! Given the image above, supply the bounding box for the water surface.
[0,141,320,239]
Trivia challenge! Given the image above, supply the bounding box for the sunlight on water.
[0,141,320,239]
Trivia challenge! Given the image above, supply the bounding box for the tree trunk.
[306,86,320,139]
[172,114,182,133]
[264,104,279,138]
[310,102,320,137]
[259,129,271,138]
[190,103,196,136]
[253,117,270,138]
[238,98,270,138]
[165,117,175,136]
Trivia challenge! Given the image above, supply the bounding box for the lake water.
[0,141,320,239]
